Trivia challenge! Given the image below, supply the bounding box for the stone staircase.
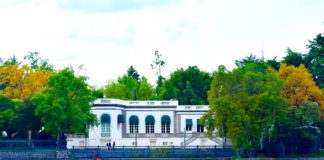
[181,133,200,146]
[212,137,231,147]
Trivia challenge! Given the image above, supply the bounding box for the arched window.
[145,115,155,134]
[129,116,139,134]
[161,115,171,133]
[101,114,110,137]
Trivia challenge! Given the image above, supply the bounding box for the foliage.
[304,33,324,88]
[104,67,155,100]
[0,95,15,132]
[278,102,320,140]
[24,51,53,70]
[204,64,287,150]
[235,54,281,71]
[0,55,21,66]
[137,78,155,100]
[275,64,324,111]
[282,48,303,67]
[104,76,138,100]
[0,64,52,100]
[266,57,281,70]
[151,50,166,87]
[31,68,97,139]
[235,54,265,68]
[127,65,140,81]
[159,66,212,105]
[91,88,104,98]
[11,99,42,133]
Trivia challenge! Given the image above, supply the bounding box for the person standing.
[108,142,111,150]
[113,141,115,150]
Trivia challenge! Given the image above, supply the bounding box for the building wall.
[67,99,221,148]
[179,113,205,133]
[89,107,123,146]
[125,110,174,134]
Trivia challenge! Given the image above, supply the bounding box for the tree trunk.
[28,130,32,148]
[56,131,60,150]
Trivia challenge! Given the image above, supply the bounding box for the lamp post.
[135,129,137,147]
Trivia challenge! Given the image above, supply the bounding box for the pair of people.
[106,141,115,150]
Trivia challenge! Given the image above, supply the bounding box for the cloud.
[0,0,323,87]
[57,0,181,13]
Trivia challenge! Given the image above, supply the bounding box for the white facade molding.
[67,98,221,148]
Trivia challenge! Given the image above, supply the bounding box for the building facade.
[67,98,222,148]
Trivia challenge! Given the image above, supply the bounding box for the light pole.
[135,129,137,147]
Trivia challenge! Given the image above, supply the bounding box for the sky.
[0,0,323,87]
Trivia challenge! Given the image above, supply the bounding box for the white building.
[67,98,223,148]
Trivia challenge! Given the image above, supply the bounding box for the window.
[101,114,111,137]
[197,119,204,132]
[163,142,168,146]
[129,116,139,134]
[186,119,192,131]
[118,114,125,124]
[145,115,155,134]
[161,115,171,133]
[186,125,192,131]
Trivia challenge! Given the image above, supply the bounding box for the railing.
[70,145,253,159]
[0,140,67,150]
[124,132,218,139]
[124,133,189,138]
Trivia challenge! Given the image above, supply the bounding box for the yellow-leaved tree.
[0,64,52,100]
[276,64,324,110]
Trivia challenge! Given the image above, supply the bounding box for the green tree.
[266,57,281,70]
[11,99,42,135]
[91,88,104,98]
[24,51,53,70]
[159,66,212,105]
[1,55,21,66]
[235,54,283,71]
[127,65,140,81]
[104,75,155,100]
[282,48,303,67]
[235,54,264,68]
[31,68,97,148]
[304,33,324,88]
[137,78,155,100]
[204,64,287,150]
[0,95,15,134]
[151,51,166,87]
[105,76,138,100]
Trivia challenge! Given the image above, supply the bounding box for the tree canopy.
[203,64,287,149]
[159,66,212,105]
[104,75,155,100]
[304,33,324,88]
[31,69,97,141]
[275,64,324,112]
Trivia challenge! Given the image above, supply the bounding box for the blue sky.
[0,0,323,87]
